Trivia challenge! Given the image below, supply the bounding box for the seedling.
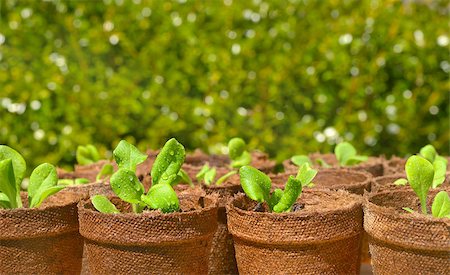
[400,155,450,218]
[196,137,252,186]
[335,142,368,166]
[239,163,317,213]
[0,145,64,209]
[58,178,90,186]
[92,138,185,214]
[290,155,330,168]
[394,144,447,188]
[76,144,100,165]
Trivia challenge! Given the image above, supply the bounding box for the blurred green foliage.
[0,0,449,171]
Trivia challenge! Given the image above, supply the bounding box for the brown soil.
[227,191,363,274]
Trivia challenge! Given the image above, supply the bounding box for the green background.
[0,0,448,171]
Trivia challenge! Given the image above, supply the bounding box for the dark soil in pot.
[270,168,372,195]
[227,190,364,274]
[202,174,242,275]
[364,188,450,275]
[0,192,84,274]
[78,194,218,275]
[283,153,384,177]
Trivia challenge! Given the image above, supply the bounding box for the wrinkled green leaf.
[273,176,302,213]
[92,195,120,214]
[231,150,251,168]
[215,170,237,185]
[432,159,447,188]
[141,183,179,213]
[290,155,312,167]
[393,178,408,186]
[228,137,246,159]
[113,140,147,172]
[239,166,271,203]
[0,145,26,204]
[110,169,145,204]
[267,188,284,211]
[96,164,114,181]
[28,163,60,208]
[419,144,437,163]
[405,156,434,214]
[431,191,450,218]
[296,163,318,187]
[0,159,20,208]
[151,138,185,186]
[76,144,100,165]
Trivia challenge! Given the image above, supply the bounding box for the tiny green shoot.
[335,142,368,166]
[239,163,317,213]
[228,137,251,168]
[290,155,330,168]
[76,144,100,165]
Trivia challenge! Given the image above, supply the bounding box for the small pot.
[78,194,218,275]
[202,175,242,275]
[227,191,364,274]
[283,153,384,177]
[0,192,84,274]
[364,188,450,275]
[271,168,372,195]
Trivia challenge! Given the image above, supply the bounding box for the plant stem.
[215,170,237,185]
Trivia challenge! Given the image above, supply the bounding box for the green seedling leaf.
[239,166,271,203]
[30,185,65,208]
[0,193,10,209]
[435,155,448,166]
[215,170,237,185]
[58,179,74,186]
[110,169,145,205]
[419,144,437,163]
[335,142,357,166]
[432,159,447,188]
[267,188,284,211]
[151,138,185,186]
[203,167,217,186]
[76,144,100,165]
[273,176,302,213]
[402,207,415,214]
[113,140,147,172]
[316,158,331,168]
[91,195,120,214]
[0,159,20,208]
[405,156,434,214]
[141,183,180,213]
[346,155,369,165]
[75,178,90,185]
[431,191,450,218]
[196,164,211,180]
[393,178,408,186]
[231,151,251,168]
[296,163,318,187]
[96,164,114,181]
[0,145,26,206]
[28,163,61,208]
[228,137,246,159]
[290,155,312,167]
[173,168,194,187]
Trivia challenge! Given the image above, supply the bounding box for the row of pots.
[2,152,448,274]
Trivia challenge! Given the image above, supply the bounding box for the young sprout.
[76,144,100,165]
[0,145,64,209]
[239,163,317,213]
[400,155,450,218]
[58,178,90,186]
[335,142,368,166]
[92,138,184,214]
[196,137,252,186]
[290,155,330,168]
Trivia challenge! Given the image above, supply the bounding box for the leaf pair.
[239,163,317,213]
[228,138,251,168]
[76,144,100,165]
[335,142,368,166]
[196,163,237,186]
[290,155,330,168]
[419,144,447,188]
[93,138,184,214]
[0,146,63,209]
